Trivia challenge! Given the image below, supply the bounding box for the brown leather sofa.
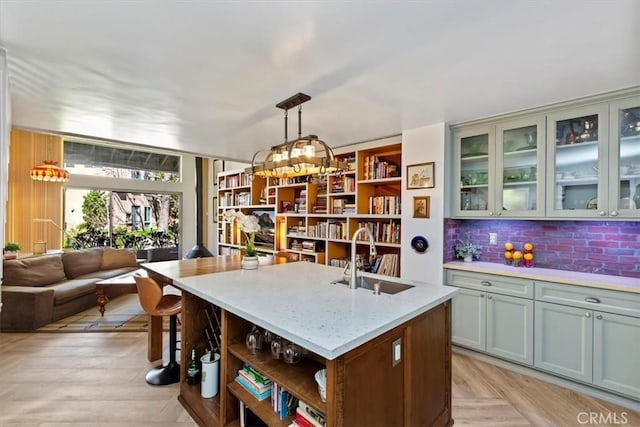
[1,247,139,331]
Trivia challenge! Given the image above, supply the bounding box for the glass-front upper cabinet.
[495,116,546,217]
[609,97,640,218]
[546,97,640,219]
[546,103,609,218]
[452,117,545,218]
[452,125,494,217]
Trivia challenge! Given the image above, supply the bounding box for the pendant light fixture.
[246,93,348,178]
[30,160,70,182]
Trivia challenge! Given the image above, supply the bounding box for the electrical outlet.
[489,233,497,245]
[392,338,401,366]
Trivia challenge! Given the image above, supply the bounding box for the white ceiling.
[1,1,639,162]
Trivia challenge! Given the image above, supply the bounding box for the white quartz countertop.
[173,262,457,360]
[444,261,640,294]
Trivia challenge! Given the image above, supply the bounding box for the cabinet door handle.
[585,312,591,318]
[598,211,607,216]
[596,314,603,320]
[610,210,619,217]
[585,297,601,304]
[487,295,493,300]
[480,281,492,287]
[480,294,485,298]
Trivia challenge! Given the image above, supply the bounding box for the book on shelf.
[331,199,344,214]
[235,375,272,401]
[295,401,326,427]
[242,363,271,385]
[271,383,298,420]
[237,370,271,394]
[369,253,399,277]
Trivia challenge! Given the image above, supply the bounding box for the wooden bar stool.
[134,275,182,385]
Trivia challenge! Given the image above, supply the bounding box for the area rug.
[36,294,170,332]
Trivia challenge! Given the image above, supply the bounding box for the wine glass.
[270,336,284,359]
[245,325,263,355]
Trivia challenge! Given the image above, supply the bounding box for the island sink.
[331,276,415,295]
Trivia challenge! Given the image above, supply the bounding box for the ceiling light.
[30,160,70,182]
[246,93,348,178]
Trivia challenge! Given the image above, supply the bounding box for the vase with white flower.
[223,209,260,269]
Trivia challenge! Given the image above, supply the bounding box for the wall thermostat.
[411,236,428,253]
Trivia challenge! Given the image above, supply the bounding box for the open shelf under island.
[145,257,457,426]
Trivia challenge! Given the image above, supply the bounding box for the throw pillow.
[61,247,103,279]
[2,254,67,286]
[101,247,137,270]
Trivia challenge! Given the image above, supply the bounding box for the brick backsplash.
[444,219,640,278]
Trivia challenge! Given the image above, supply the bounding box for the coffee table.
[95,269,146,317]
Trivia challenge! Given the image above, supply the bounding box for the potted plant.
[454,238,482,262]
[3,242,22,260]
[222,209,261,269]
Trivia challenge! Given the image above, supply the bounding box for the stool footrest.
[145,361,180,385]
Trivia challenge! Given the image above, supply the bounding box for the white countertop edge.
[178,284,457,359]
[171,263,458,360]
[444,261,640,294]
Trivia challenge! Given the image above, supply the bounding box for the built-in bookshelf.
[217,169,276,256]
[215,141,402,277]
[275,142,402,277]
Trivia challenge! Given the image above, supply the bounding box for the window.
[64,188,180,250]
[64,140,181,182]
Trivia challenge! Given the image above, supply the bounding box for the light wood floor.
[1,309,638,426]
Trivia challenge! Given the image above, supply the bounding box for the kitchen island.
[158,260,457,426]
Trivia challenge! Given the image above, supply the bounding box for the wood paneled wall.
[5,129,64,252]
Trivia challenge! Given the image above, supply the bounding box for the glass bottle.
[187,348,200,385]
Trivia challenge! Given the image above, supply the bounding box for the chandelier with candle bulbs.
[246,93,348,178]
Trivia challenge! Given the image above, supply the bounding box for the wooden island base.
[179,290,452,427]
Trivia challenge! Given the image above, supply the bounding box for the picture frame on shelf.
[413,196,430,218]
[280,200,293,213]
[407,162,435,189]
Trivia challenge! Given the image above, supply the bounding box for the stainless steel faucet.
[349,227,377,289]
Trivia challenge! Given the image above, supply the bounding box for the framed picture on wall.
[413,196,430,218]
[407,162,435,189]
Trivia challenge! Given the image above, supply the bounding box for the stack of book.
[235,364,272,401]
[290,400,326,427]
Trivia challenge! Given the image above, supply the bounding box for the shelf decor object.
[246,92,348,178]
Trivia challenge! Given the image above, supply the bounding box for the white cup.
[200,352,220,398]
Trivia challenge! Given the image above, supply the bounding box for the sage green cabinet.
[593,311,640,398]
[608,97,640,218]
[448,271,534,366]
[534,301,593,383]
[450,89,640,219]
[546,97,640,218]
[535,281,640,399]
[452,116,545,218]
[451,288,485,351]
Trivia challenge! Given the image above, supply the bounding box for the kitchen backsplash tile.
[445,219,640,278]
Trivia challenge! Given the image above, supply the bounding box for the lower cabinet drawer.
[535,281,640,318]
[446,269,533,299]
